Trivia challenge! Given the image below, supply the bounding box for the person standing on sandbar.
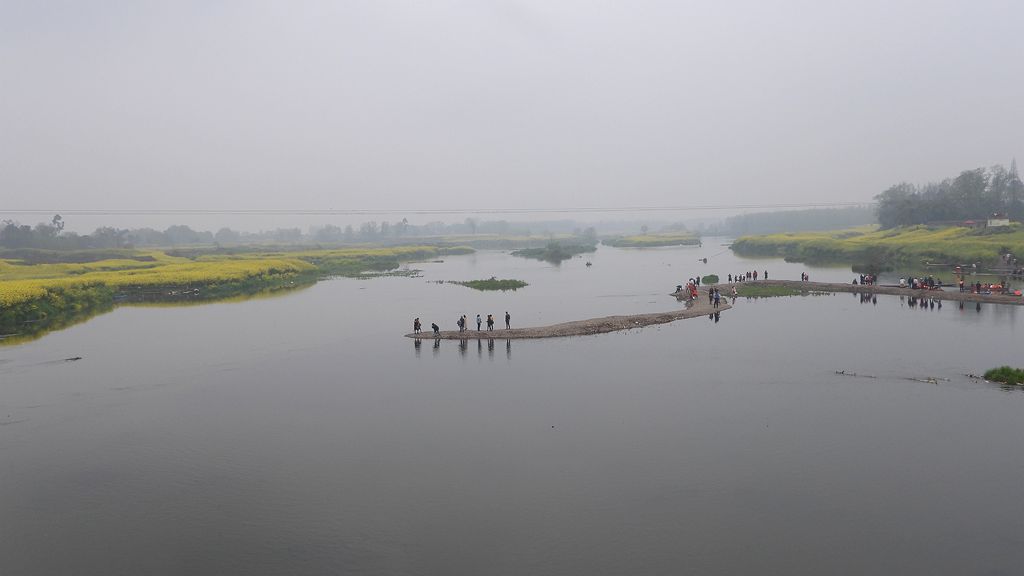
[505,311,511,329]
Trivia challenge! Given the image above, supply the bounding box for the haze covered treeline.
[704,206,876,236]
[0,217,597,250]
[875,161,1024,229]
[0,216,225,249]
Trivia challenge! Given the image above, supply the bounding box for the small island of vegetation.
[602,233,700,248]
[447,278,528,291]
[983,366,1024,385]
[511,241,597,263]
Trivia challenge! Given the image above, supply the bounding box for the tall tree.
[1008,159,1024,220]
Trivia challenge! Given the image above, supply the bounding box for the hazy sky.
[3,0,1023,230]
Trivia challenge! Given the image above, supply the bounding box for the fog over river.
[2,243,1022,575]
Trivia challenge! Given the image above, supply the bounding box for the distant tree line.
[706,206,877,236]
[875,161,1024,229]
[0,216,591,250]
[0,217,227,249]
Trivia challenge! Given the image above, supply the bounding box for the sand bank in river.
[406,299,729,340]
[407,278,1022,340]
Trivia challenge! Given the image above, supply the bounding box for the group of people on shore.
[413,312,511,336]
[899,275,941,290]
[853,274,877,285]
[959,278,1013,295]
[678,280,732,306]
[727,270,767,283]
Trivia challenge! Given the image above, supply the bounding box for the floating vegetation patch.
[983,366,1024,386]
[511,241,596,263]
[433,278,528,291]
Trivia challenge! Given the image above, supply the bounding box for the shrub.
[983,366,1024,385]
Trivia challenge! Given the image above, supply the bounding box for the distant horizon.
[1,204,877,236]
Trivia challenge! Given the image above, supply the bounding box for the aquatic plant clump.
[983,366,1024,385]
[511,241,597,263]
[701,274,719,284]
[449,278,528,291]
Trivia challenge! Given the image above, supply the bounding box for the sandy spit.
[406,299,729,340]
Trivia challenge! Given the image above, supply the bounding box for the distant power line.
[1,202,874,217]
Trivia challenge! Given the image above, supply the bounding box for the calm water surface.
[2,243,1023,575]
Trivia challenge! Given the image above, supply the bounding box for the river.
[2,241,1022,575]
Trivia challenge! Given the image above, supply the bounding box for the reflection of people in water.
[976,302,982,313]
[506,339,511,359]
[458,339,468,355]
[414,339,421,357]
[488,338,494,357]
[714,312,720,323]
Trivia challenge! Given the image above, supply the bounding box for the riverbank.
[1,244,473,342]
[673,279,1024,305]
[406,299,730,340]
[731,224,1024,270]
